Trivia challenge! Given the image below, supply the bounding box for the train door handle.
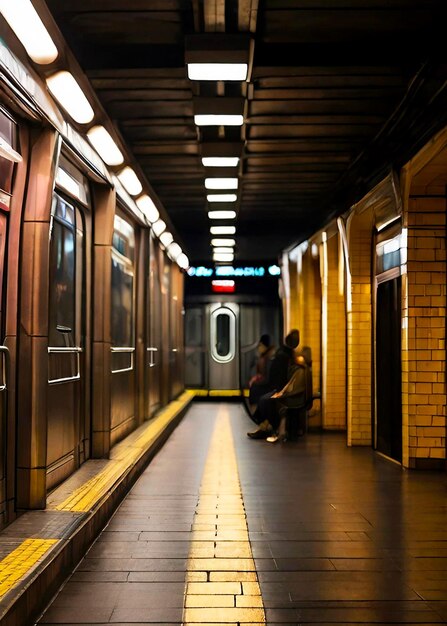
[147,346,158,367]
[0,345,10,392]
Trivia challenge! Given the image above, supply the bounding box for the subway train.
[0,64,186,529]
[184,266,282,394]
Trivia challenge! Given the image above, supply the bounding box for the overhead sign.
[188,265,280,278]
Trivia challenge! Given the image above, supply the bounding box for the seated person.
[266,353,309,443]
[248,334,276,406]
[247,329,300,438]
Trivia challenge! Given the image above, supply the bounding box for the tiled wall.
[346,211,374,445]
[402,197,446,468]
[323,235,347,429]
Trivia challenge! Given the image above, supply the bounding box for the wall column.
[346,210,374,446]
[322,233,347,430]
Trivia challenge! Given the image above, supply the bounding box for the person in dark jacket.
[247,329,299,438]
[248,334,276,406]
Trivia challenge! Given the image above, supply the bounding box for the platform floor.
[36,402,447,625]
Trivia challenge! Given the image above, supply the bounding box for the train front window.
[216,313,230,357]
[211,307,236,363]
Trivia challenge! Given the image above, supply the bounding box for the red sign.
[212,280,235,293]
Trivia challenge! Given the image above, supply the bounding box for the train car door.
[374,226,404,463]
[47,157,91,490]
[0,108,20,525]
[208,302,239,391]
[169,264,183,399]
[110,212,137,444]
[0,211,8,524]
[146,232,162,416]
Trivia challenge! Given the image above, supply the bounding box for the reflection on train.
[184,267,281,393]
[0,96,185,529]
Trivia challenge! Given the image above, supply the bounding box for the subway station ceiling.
[40,0,447,262]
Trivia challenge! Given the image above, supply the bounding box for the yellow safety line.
[182,406,266,624]
[54,391,193,512]
[187,388,250,397]
[0,539,58,599]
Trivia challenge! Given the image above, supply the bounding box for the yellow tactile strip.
[182,406,266,624]
[52,390,193,513]
[0,539,58,600]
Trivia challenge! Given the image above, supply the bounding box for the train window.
[0,108,20,206]
[49,203,75,347]
[48,193,84,383]
[210,307,236,363]
[216,314,230,356]
[56,155,90,206]
[111,214,135,372]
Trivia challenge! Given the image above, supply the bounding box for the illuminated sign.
[212,280,235,293]
[188,265,281,278]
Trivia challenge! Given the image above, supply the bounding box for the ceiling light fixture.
[87,126,124,166]
[0,0,58,64]
[159,231,173,248]
[210,226,236,235]
[136,195,160,223]
[188,63,248,81]
[46,71,94,124]
[205,178,238,190]
[208,210,236,220]
[207,194,237,203]
[167,242,182,261]
[117,166,143,196]
[177,253,189,270]
[202,157,240,168]
[213,253,234,263]
[152,219,166,237]
[194,114,243,126]
[211,238,236,247]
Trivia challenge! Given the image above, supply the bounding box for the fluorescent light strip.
[213,247,234,254]
[210,226,236,235]
[205,178,238,190]
[136,195,160,224]
[87,126,124,166]
[117,166,142,196]
[46,71,94,124]
[0,0,58,64]
[194,115,243,126]
[187,63,248,81]
[214,253,234,262]
[211,238,236,247]
[202,157,239,167]
[207,194,237,203]
[208,210,236,220]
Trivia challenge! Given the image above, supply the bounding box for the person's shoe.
[247,427,270,439]
[266,433,287,443]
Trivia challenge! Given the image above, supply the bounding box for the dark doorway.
[376,276,402,462]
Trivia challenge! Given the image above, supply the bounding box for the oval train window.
[210,307,235,363]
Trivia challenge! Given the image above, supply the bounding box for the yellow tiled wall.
[346,211,374,445]
[323,235,347,429]
[300,248,322,423]
[402,197,446,468]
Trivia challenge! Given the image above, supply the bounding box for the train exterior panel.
[0,46,187,528]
